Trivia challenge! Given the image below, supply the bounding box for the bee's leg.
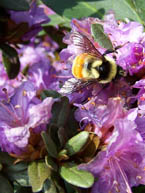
[117,66,127,78]
[103,42,129,56]
[103,49,116,56]
[114,41,129,51]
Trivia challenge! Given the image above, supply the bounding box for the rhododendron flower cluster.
[0,1,145,192]
[59,12,145,193]
[0,81,54,155]
[0,3,59,160]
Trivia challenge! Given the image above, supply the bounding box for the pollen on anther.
[15,105,21,109]
[23,90,27,96]
[136,175,142,180]
[91,102,95,106]
[113,180,120,193]
[88,97,91,101]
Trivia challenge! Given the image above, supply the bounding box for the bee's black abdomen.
[98,61,111,80]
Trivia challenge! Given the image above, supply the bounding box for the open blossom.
[0,81,55,155]
[103,13,145,76]
[79,118,145,193]
[75,92,145,193]
[18,38,64,92]
[76,96,145,193]
[75,97,126,138]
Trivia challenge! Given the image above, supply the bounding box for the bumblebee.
[72,53,117,83]
[60,31,124,94]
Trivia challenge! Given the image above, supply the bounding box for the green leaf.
[0,175,13,193]
[51,97,70,127]
[65,131,89,156]
[41,131,58,158]
[65,107,79,139]
[44,174,66,193]
[11,172,29,187]
[132,184,145,193]
[3,163,29,186]
[15,187,32,193]
[45,156,58,172]
[129,0,145,25]
[41,90,61,100]
[28,161,51,192]
[51,174,66,193]
[0,163,2,171]
[43,179,57,193]
[4,162,28,172]
[91,23,113,49]
[45,14,70,27]
[58,127,68,147]
[41,0,144,25]
[43,26,68,49]
[0,152,15,165]
[41,0,98,20]
[60,163,94,188]
[0,44,20,79]
[0,0,29,11]
[48,124,60,148]
[64,181,78,193]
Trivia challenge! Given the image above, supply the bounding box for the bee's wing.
[71,31,103,58]
[60,78,96,94]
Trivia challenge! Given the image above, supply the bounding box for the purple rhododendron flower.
[0,35,60,99]
[132,79,145,141]
[0,81,54,155]
[60,12,145,77]
[133,79,145,110]
[60,12,145,193]
[18,38,65,92]
[103,13,145,75]
[79,118,145,193]
[59,13,144,104]
[1,2,145,191]
[9,2,50,41]
[75,97,126,138]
